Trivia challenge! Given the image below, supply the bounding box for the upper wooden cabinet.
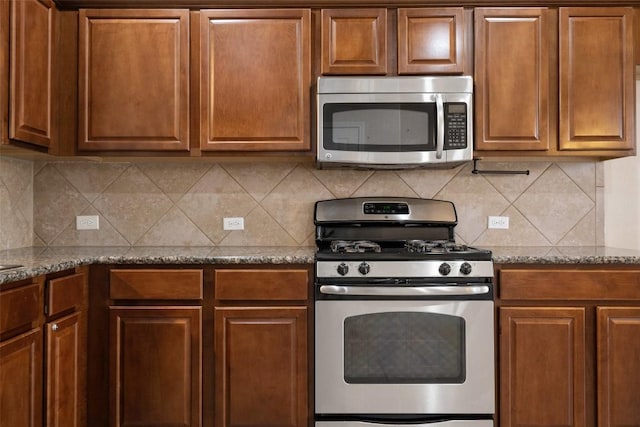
[321,8,387,75]
[321,7,469,76]
[559,7,635,151]
[398,8,467,74]
[474,8,552,151]
[475,6,635,158]
[200,9,311,152]
[7,0,55,148]
[78,9,190,152]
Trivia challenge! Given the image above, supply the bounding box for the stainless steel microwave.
[316,76,473,169]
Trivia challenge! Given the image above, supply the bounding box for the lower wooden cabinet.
[497,267,640,427]
[109,306,202,427]
[214,268,310,427]
[0,328,43,427]
[0,268,87,427]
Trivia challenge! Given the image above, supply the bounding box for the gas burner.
[330,240,382,254]
[405,240,468,254]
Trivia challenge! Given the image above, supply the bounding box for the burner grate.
[330,240,382,254]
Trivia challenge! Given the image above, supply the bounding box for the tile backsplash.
[0,156,603,249]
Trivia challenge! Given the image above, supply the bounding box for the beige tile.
[50,209,130,247]
[480,161,551,202]
[473,206,551,246]
[218,206,298,246]
[595,161,605,188]
[138,162,212,203]
[92,166,173,244]
[311,168,373,198]
[557,208,596,246]
[222,161,297,202]
[352,171,419,198]
[0,182,32,249]
[135,206,213,246]
[178,165,258,244]
[558,161,596,201]
[514,164,594,244]
[54,161,129,202]
[34,164,89,244]
[397,166,462,198]
[261,166,333,244]
[436,164,510,243]
[596,187,605,246]
[0,157,33,202]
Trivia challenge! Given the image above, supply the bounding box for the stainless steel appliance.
[316,76,473,169]
[314,197,495,427]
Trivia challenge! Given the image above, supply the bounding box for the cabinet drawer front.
[110,269,203,300]
[215,269,308,301]
[500,269,640,300]
[47,273,85,316]
[0,283,41,335]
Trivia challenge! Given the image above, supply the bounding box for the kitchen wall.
[0,156,603,249]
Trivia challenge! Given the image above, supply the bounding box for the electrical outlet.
[223,217,244,230]
[488,216,509,229]
[76,215,99,230]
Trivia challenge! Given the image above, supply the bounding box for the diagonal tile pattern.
[0,155,603,249]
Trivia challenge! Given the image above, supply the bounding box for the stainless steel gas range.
[313,197,495,427]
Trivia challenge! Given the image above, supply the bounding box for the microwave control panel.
[444,103,468,149]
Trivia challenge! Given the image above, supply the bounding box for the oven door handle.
[319,284,490,296]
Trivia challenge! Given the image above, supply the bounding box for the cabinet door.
[597,307,640,427]
[475,8,552,151]
[559,7,635,151]
[398,8,465,75]
[46,311,84,427]
[500,307,586,427]
[0,328,43,427]
[1,0,8,144]
[200,9,311,152]
[215,307,307,427]
[110,307,201,427]
[9,0,54,147]
[321,8,387,75]
[78,9,190,151]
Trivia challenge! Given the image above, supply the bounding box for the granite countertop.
[2,245,640,285]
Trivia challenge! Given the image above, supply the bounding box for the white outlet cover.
[76,215,99,230]
[223,217,244,230]
[488,216,509,229]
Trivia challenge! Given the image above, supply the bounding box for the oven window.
[343,312,465,384]
[323,103,436,152]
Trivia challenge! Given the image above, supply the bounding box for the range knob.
[337,263,349,276]
[358,262,371,275]
[439,262,451,276]
[460,262,473,275]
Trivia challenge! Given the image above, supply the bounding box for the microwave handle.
[436,94,444,160]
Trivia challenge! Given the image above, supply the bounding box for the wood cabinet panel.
[0,328,43,427]
[215,269,308,301]
[0,282,41,336]
[597,307,640,427]
[398,8,465,74]
[47,272,85,316]
[499,269,640,300]
[321,8,387,75]
[500,307,586,427]
[559,7,635,151]
[9,0,54,148]
[109,306,201,427]
[46,311,83,427]
[1,0,8,145]
[78,9,190,151]
[200,9,311,151]
[215,306,307,427]
[475,8,552,151]
[109,269,203,300]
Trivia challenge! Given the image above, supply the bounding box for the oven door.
[315,297,495,415]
